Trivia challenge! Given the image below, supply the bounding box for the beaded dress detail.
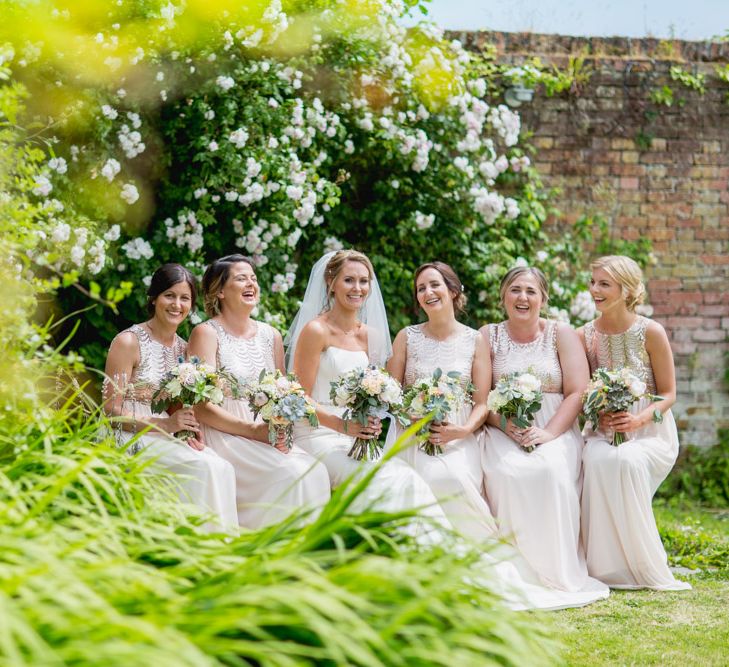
[582,316,656,393]
[489,320,562,393]
[404,324,477,392]
[206,320,276,385]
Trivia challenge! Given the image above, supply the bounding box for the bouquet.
[242,369,319,450]
[151,356,240,440]
[403,368,473,456]
[486,370,543,452]
[583,367,663,446]
[330,365,404,461]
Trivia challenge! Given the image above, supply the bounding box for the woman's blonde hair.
[499,266,549,309]
[323,249,374,307]
[591,255,646,312]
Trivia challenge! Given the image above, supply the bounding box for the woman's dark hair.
[413,261,467,314]
[146,263,197,316]
[201,254,256,317]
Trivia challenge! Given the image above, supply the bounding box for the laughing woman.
[579,255,690,590]
[187,254,330,529]
[480,266,609,600]
[103,263,238,531]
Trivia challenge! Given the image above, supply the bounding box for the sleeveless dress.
[293,345,448,524]
[481,321,609,599]
[390,324,497,540]
[201,320,331,529]
[113,324,238,531]
[581,316,690,590]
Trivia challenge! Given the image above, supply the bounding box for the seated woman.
[187,254,330,529]
[287,249,448,524]
[387,261,496,541]
[103,263,238,531]
[480,266,608,599]
[579,255,690,590]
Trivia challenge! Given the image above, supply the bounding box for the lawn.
[550,503,729,666]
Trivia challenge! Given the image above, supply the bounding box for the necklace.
[328,317,360,336]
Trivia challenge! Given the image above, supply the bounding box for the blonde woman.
[187,254,330,529]
[579,255,690,590]
[480,266,608,602]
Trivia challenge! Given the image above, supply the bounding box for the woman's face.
[330,260,370,312]
[218,261,259,311]
[152,281,193,328]
[589,267,624,314]
[503,273,544,324]
[416,268,454,317]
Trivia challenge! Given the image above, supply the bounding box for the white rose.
[516,373,540,395]
[629,379,646,397]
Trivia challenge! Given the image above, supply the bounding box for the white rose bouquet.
[329,365,404,461]
[242,369,319,450]
[403,368,473,456]
[151,356,240,440]
[486,371,543,452]
[583,367,663,446]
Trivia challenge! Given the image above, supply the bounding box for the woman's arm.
[544,323,589,436]
[293,320,346,432]
[187,323,270,443]
[479,324,505,431]
[386,329,408,384]
[272,328,286,374]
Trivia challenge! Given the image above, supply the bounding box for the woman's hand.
[501,417,523,442]
[272,427,290,454]
[608,411,646,433]
[517,425,556,449]
[428,421,467,447]
[163,408,200,435]
[343,415,381,439]
[185,436,206,451]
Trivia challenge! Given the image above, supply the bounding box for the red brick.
[693,329,727,343]
[700,254,729,265]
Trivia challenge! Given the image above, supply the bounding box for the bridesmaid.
[387,261,497,540]
[103,263,238,531]
[187,254,330,529]
[579,255,690,590]
[480,266,609,598]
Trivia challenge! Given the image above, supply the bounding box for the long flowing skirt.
[581,401,691,590]
[119,404,238,532]
[386,410,497,542]
[203,398,331,529]
[482,393,607,599]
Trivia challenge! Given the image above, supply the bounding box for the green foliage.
[650,84,677,107]
[670,65,706,94]
[657,430,729,508]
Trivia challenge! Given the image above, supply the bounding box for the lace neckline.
[417,322,467,344]
[210,318,259,341]
[133,323,181,350]
[500,320,548,348]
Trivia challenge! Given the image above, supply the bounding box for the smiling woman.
[102,263,238,531]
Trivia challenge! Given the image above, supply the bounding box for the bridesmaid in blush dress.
[579,255,690,590]
[187,254,330,529]
[103,263,238,531]
[480,266,609,599]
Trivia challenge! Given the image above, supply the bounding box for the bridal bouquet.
[151,356,239,440]
[487,370,543,452]
[403,368,473,456]
[583,367,663,446]
[243,369,319,450]
[330,365,404,461]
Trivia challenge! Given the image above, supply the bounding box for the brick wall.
[456,31,729,445]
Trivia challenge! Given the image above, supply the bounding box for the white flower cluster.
[101,158,121,182]
[489,104,521,147]
[122,237,154,261]
[271,272,296,293]
[118,118,145,159]
[570,290,597,322]
[32,175,52,197]
[120,183,139,205]
[323,236,343,253]
[414,211,435,230]
[48,157,67,174]
[164,211,204,254]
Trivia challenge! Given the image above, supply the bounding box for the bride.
[287,249,448,521]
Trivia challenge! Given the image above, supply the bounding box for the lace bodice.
[488,320,563,394]
[206,320,276,384]
[312,347,368,405]
[119,324,186,404]
[583,316,657,394]
[403,324,478,388]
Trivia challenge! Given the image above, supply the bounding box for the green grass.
[550,502,729,666]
